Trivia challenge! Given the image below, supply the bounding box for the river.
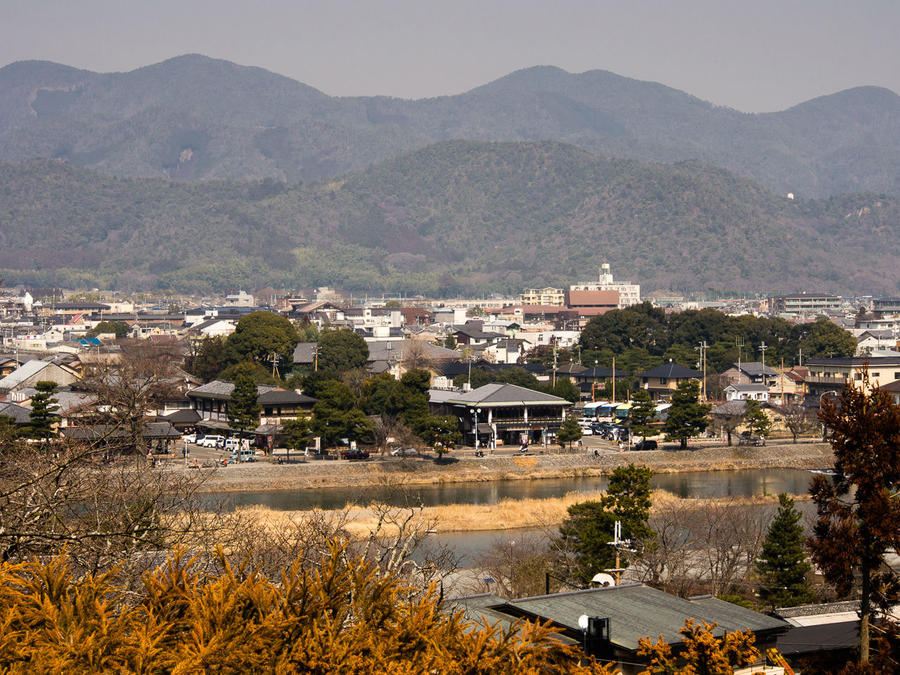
[211,468,816,511]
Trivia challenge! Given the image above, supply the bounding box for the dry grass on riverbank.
[230,489,795,539]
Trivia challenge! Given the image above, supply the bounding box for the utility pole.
[698,341,708,402]
[736,337,745,383]
[552,337,558,388]
[611,357,616,405]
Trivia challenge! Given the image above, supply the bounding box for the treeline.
[578,303,856,374]
[2,139,900,294]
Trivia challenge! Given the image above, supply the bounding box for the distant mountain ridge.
[1,55,899,196]
[1,142,898,295]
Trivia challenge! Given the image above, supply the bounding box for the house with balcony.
[440,383,572,446]
[187,380,316,448]
[805,356,900,398]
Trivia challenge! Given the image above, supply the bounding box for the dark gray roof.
[505,585,787,652]
[257,389,315,405]
[637,363,701,379]
[725,383,769,392]
[0,401,30,424]
[445,383,571,407]
[573,366,628,379]
[777,621,859,656]
[161,409,202,424]
[734,361,778,377]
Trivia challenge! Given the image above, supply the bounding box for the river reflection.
[212,468,815,512]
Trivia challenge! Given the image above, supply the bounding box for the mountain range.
[1,142,897,296]
[2,54,900,198]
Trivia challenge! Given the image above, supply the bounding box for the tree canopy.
[225,311,298,373]
[664,380,711,449]
[316,330,369,375]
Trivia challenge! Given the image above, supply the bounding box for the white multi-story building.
[569,263,641,308]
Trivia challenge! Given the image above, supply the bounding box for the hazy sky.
[2,0,898,112]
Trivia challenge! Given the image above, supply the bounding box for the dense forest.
[1,142,898,295]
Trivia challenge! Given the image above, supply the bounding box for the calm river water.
[213,468,816,511]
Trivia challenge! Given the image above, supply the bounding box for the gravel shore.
[181,440,834,494]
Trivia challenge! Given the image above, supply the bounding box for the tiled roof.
[636,363,701,379]
[445,383,570,407]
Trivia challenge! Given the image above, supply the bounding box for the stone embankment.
[188,440,834,494]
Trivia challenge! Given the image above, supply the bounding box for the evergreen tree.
[664,380,711,449]
[316,329,369,374]
[281,416,312,463]
[227,374,260,458]
[629,389,657,441]
[557,464,653,584]
[556,413,582,449]
[744,400,772,438]
[27,381,58,440]
[756,493,813,608]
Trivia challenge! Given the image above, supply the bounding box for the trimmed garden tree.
[556,413,582,450]
[755,493,813,609]
[227,373,260,459]
[664,380,711,449]
[27,381,58,440]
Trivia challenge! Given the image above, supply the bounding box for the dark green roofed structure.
[454,584,787,674]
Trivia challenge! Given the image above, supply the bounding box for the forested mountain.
[1,142,897,295]
[1,55,899,196]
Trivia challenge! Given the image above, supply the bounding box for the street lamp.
[469,407,481,452]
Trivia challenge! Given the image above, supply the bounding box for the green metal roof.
[504,584,787,652]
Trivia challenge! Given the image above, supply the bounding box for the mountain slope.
[1,57,900,196]
[1,143,898,295]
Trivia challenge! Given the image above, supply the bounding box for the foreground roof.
[504,584,787,652]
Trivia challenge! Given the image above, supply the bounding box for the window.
[855,373,863,380]
[872,372,880,378]
[894,372,900,379]
[659,378,668,385]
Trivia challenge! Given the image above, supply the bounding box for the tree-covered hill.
[0,142,898,295]
[1,56,900,197]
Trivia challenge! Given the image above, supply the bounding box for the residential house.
[805,355,900,397]
[636,363,702,401]
[187,380,316,448]
[856,330,898,355]
[451,321,506,348]
[483,338,528,365]
[0,359,80,401]
[720,362,778,387]
[723,383,769,402]
[881,379,900,405]
[440,383,572,446]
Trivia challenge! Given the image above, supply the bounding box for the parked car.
[340,449,370,461]
[229,449,255,462]
[223,438,243,451]
[389,447,418,457]
[197,435,225,448]
[631,439,658,451]
[183,432,201,444]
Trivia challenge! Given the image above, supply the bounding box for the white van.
[230,448,255,462]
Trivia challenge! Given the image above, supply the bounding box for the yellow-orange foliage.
[637,618,759,675]
[0,543,617,674]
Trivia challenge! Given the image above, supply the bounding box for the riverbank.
[187,440,834,494]
[237,489,791,539]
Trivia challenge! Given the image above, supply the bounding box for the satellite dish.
[592,573,616,587]
[578,614,590,630]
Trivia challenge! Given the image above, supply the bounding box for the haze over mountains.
[2,54,900,197]
[0,54,899,296]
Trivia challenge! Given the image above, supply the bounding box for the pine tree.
[744,400,772,439]
[756,493,813,608]
[27,381,58,440]
[556,413,582,449]
[629,389,657,441]
[664,380,711,449]
[227,374,260,458]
